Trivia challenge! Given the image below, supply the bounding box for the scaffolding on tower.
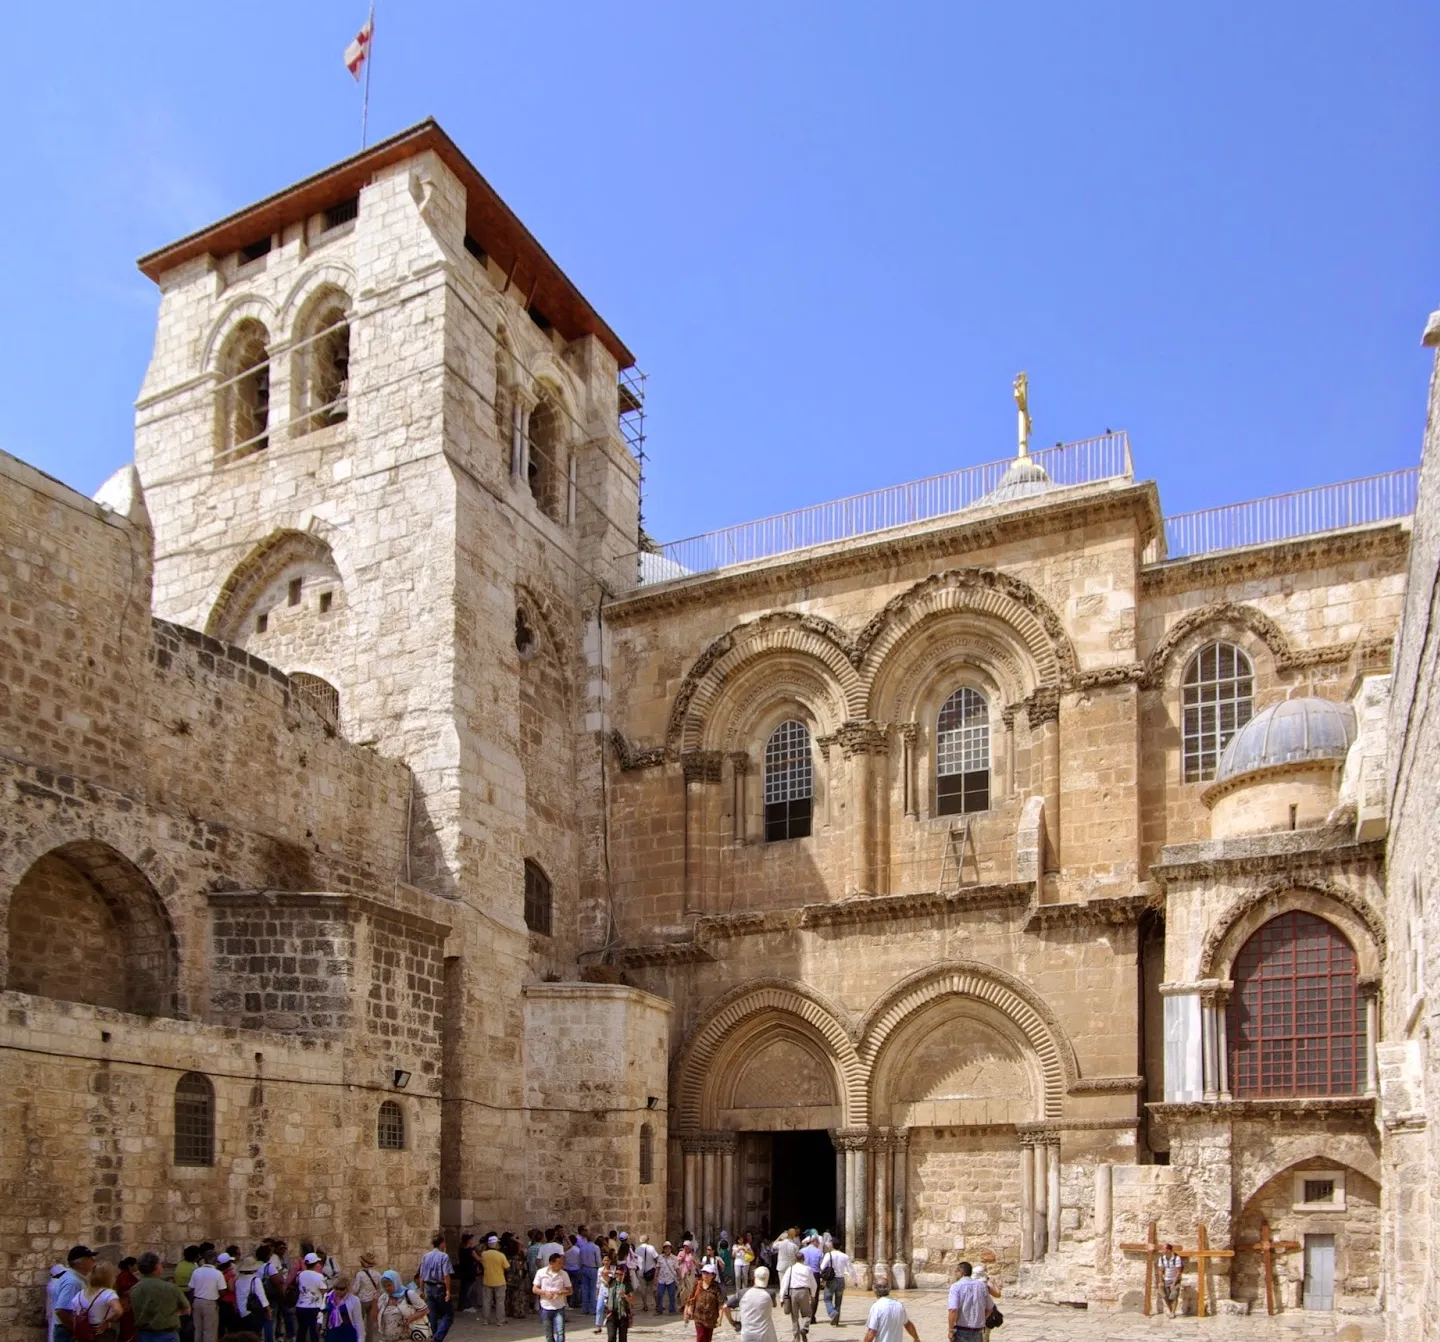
[618,366,650,540]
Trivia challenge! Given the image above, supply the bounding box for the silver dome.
[1214,696,1355,784]
[976,456,1055,507]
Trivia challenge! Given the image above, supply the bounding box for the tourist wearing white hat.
[481,1235,510,1326]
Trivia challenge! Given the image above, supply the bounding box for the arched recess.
[673,979,864,1132]
[667,613,865,751]
[1199,881,1384,981]
[1141,602,1295,691]
[206,528,345,642]
[4,840,179,1016]
[276,262,359,333]
[856,568,1077,695]
[1236,1147,1381,1216]
[703,654,846,755]
[858,962,1079,1119]
[202,295,279,374]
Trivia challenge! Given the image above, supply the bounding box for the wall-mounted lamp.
[393,1069,412,1089]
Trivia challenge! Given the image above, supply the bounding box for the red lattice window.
[1228,911,1363,1097]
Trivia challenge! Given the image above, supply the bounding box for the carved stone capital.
[610,729,668,771]
[830,1127,873,1153]
[1024,688,1060,727]
[897,722,918,745]
[728,751,751,776]
[834,719,890,758]
[682,749,725,784]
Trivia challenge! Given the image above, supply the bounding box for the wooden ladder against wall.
[937,816,975,895]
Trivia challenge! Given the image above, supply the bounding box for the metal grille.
[764,720,813,841]
[377,1100,406,1150]
[936,687,990,816]
[290,673,340,728]
[524,859,553,936]
[1181,642,1253,782]
[639,1122,654,1185]
[1303,1179,1336,1204]
[1228,912,1363,1098]
[174,1071,215,1167]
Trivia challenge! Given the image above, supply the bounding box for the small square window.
[1303,1179,1335,1204]
[288,578,302,607]
[255,613,268,633]
[318,591,333,614]
[1293,1169,1345,1211]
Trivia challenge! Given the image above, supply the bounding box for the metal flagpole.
[361,3,375,148]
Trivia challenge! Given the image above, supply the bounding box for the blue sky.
[2,2,1436,543]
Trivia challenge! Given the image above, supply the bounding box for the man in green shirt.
[129,1252,191,1342]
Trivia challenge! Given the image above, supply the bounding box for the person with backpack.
[233,1255,272,1341]
[353,1254,384,1342]
[817,1242,848,1326]
[293,1254,328,1342]
[72,1261,124,1342]
[600,1257,633,1342]
[376,1273,428,1342]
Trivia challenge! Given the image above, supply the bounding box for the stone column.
[1028,692,1061,872]
[1201,994,1219,1102]
[682,751,723,914]
[512,392,532,480]
[833,1135,847,1246]
[855,1144,870,1261]
[872,1132,890,1270]
[890,1129,909,1282]
[730,753,750,846]
[720,1139,737,1234]
[1093,1163,1113,1274]
[836,722,889,895]
[1031,1138,1048,1258]
[843,1146,858,1256]
[683,1144,700,1238]
[1019,1141,1035,1262]
[835,1129,871,1260]
[1045,1141,1061,1258]
[1216,987,1232,1100]
[1363,981,1380,1096]
[702,1146,719,1241]
[900,724,918,820]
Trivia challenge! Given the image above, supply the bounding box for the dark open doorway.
[770,1130,837,1237]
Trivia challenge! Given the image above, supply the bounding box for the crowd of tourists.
[43,1222,998,1342]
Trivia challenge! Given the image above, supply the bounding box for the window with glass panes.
[524,859,553,935]
[174,1071,215,1166]
[936,687,990,815]
[764,720,813,841]
[377,1100,406,1150]
[1181,642,1253,782]
[1227,911,1363,1097]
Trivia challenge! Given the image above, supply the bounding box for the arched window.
[495,340,514,468]
[524,859,553,936]
[216,320,271,460]
[290,673,341,731]
[638,1122,654,1184]
[936,687,990,816]
[1228,911,1364,1097]
[295,296,350,432]
[174,1072,215,1166]
[1182,641,1254,782]
[377,1100,406,1150]
[764,720,814,842]
[527,391,566,522]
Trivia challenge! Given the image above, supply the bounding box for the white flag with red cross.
[345,13,373,80]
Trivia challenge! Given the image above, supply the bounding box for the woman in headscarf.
[378,1270,430,1342]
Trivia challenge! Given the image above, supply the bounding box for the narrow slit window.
[936,687,990,816]
[524,859,553,935]
[764,720,813,842]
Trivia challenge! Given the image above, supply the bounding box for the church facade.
[0,119,1431,1331]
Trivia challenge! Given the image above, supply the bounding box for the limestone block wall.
[0,994,439,1337]
[1382,319,1440,1341]
[522,984,670,1231]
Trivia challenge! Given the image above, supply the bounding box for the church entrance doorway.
[737,1130,837,1240]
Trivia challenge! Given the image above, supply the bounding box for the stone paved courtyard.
[444,1291,1383,1342]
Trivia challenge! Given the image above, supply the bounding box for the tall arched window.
[174,1072,215,1166]
[527,391,566,522]
[764,720,814,842]
[216,320,271,460]
[524,859,553,935]
[377,1100,406,1150]
[1182,641,1254,782]
[1228,911,1363,1097]
[638,1122,654,1184]
[936,687,990,816]
[295,295,350,432]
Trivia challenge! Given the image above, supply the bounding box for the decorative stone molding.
[1149,1095,1376,1121]
[1067,1075,1146,1096]
[681,750,725,784]
[1200,757,1345,808]
[1073,663,1145,690]
[1151,831,1384,885]
[830,1127,872,1152]
[834,719,890,758]
[609,729,668,771]
[1140,601,1295,689]
[1025,893,1150,929]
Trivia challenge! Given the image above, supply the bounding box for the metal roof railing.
[628,431,1133,586]
[1150,467,1418,562]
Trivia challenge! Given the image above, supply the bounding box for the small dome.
[1215,697,1355,784]
[976,456,1055,507]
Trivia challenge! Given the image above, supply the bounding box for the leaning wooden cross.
[1234,1221,1301,1316]
[1189,1224,1234,1318]
[1116,1220,1162,1316]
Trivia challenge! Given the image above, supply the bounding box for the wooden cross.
[1189,1223,1235,1319]
[1116,1220,1162,1316]
[1234,1221,1301,1316]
